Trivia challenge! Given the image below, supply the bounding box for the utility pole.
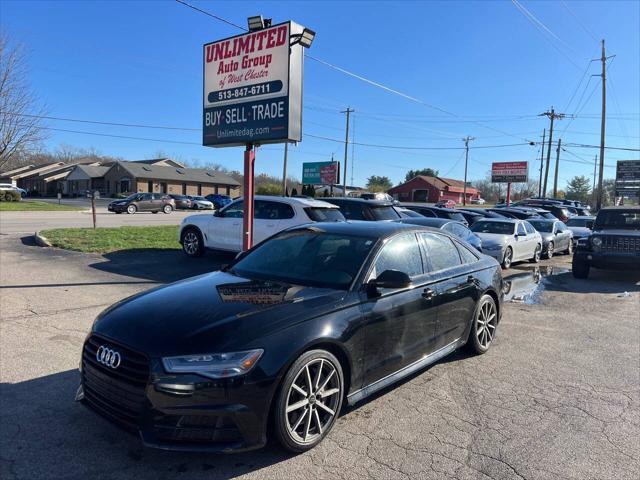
[281,142,289,196]
[539,107,566,197]
[595,40,614,211]
[592,154,598,205]
[538,129,546,197]
[553,138,562,197]
[462,136,475,206]
[341,107,354,197]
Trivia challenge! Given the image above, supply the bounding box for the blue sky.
[2,0,639,189]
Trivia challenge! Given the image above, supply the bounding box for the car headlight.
[162,349,263,379]
[591,236,602,251]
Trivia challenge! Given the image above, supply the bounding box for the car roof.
[527,218,556,223]
[599,206,640,210]
[400,203,458,213]
[570,215,595,219]
[473,218,519,224]
[241,195,340,208]
[287,220,430,238]
[397,217,452,228]
[321,197,394,207]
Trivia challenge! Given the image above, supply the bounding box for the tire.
[152,211,158,214]
[501,247,513,269]
[181,228,205,257]
[565,241,573,255]
[126,204,136,214]
[274,350,344,453]
[465,294,498,355]
[545,241,554,259]
[529,244,541,263]
[572,258,590,279]
[163,204,172,214]
[115,211,122,215]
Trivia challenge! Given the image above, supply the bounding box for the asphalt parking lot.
[1,234,639,480]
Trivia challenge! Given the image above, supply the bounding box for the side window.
[222,200,244,218]
[420,233,462,272]
[342,203,365,220]
[457,243,479,264]
[446,223,466,239]
[372,234,423,279]
[416,208,435,218]
[255,201,295,220]
[524,222,536,234]
[517,223,526,236]
[141,193,152,201]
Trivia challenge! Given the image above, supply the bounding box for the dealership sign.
[615,160,640,197]
[491,161,528,183]
[203,22,304,147]
[302,161,340,185]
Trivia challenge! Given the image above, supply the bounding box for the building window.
[119,177,131,193]
[147,180,153,192]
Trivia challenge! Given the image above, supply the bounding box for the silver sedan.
[471,219,542,269]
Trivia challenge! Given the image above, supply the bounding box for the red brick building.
[388,176,480,204]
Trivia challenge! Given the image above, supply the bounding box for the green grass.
[41,226,180,253]
[0,200,85,211]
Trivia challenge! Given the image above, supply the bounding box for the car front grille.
[82,334,149,430]
[152,415,243,443]
[600,235,640,254]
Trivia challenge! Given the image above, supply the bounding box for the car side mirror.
[586,221,594,230]
[368,270,411,294]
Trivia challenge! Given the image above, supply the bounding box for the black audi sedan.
[77,222,503,453]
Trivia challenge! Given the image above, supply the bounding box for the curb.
[34,231,52,247]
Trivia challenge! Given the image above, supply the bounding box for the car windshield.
[595,210,640,230]
[370,206,401,220]
[192,196,205,201]
[471,221,515,235]
[124,193,140,201]
[304,207,345,222]
[566,218,592,227]
[448,212,467,223]
[528,220,553,232]
[230,230,376,290]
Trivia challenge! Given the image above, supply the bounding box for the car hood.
[568,226,591,237]
[472,232,510,246]
[592,228,640,236]
[92,271,345,357]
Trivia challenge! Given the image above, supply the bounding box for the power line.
[174,0,535,144]
[511,0,583,70]
[560,0,600,42]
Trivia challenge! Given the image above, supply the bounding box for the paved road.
[1,236,638,480]
[0,208,210,234]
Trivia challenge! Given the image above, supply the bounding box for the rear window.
[471,221,515,235]
[370,206,401,220]
[566,218,591,227]
[448,212,467,223]
[304,207,345,222]
[528,220,553,232]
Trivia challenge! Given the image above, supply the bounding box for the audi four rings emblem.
[96,345,122,369]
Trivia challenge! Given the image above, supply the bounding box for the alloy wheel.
[285,358,341,445]
[547,242,554,258]
[183,232,199,255]
[476,300,497,349]
[502,248,512,269]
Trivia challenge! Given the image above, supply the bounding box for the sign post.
[491,161,529,206]
[202,19,311,250]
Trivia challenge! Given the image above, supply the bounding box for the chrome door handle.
[422,288,434,299]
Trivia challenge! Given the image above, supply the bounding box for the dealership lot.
[0,234,638,480]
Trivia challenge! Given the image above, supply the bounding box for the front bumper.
[108,204,127,212]
[483,247,504,262]
[573,251,640,270]
[78,335,274,453]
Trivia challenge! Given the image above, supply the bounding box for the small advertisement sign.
[203,22,304,147]
[615,160,640,197]
[491,161,529,183]
[302,161,340,185]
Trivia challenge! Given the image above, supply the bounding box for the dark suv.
[400,203,469,226]
[108,192,175,214]
[572,206,640,278]
[321,197,401,221]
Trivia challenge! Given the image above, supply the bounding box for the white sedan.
[179,195,345,256]
[471,218,542,269]
[187,195,214,210]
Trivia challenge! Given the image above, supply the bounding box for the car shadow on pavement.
[543,269,640,294]
[90,249,237,284]
[0,370,293,479]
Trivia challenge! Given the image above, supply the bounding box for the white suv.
[179,195,345,256]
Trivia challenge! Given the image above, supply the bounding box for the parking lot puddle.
[503,266,570,304]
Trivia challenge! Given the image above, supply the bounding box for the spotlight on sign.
[291,28,316,48]
[247,15,271,31]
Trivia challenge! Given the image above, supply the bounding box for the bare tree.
[0,33,46,169]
